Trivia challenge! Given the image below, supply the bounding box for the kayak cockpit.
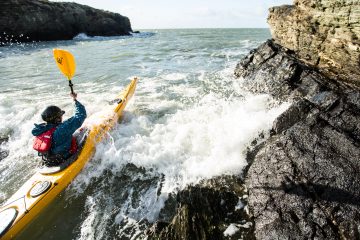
[37,128,89,175]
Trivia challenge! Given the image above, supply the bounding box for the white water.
[0,29,289,239]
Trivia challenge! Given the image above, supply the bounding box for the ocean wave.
[72,32,156,41]
[1,28,276,239]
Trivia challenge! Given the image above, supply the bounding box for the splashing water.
[0,29,289,239]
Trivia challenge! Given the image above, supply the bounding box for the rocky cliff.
[237,0,360,238]
[268,0,360,87]
[148,40,360,240]
[236,40,360,239]
[146,1,360,240]
[0,0,132,44]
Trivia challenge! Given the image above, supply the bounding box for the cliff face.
[234,1,360,239]
[0,0,132,44]
[147,2,360,239]
[236,40,360,239]
[268,0,360,87]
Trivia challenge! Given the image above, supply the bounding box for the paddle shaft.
[68,79,75,94]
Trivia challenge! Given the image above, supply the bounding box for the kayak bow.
[0,77,137,239]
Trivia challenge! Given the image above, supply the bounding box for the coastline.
[0,0,359,239]
[0,0,132,45]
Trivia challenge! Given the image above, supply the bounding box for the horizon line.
[132,27,271,30]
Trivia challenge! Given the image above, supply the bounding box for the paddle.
[53,49,76,94]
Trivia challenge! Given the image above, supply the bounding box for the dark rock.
[0,0,132,44]
[236,39,360,239]
[347,91,360,110]
[233,1,360,238]
[272,100,312,134]
[247,119,360,239]
[145,221,169,236]
[147,177,255,240]
[146,37,360,239]
[308,91,339,110]
[235,40,307,101]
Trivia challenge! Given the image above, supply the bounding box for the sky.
[52,0,293,29]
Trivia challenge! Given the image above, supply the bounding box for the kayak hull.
[0,78,137,239]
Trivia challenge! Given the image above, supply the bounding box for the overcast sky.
[52,0,293,29]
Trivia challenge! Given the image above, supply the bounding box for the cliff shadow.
[255,181,360,207]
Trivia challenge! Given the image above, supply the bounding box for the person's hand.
[70,92,77,101]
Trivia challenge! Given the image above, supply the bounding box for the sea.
[0,29,289,239]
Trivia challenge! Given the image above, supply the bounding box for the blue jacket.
[32,100,87,158]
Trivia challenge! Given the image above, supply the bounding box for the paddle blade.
[53,49,76,79]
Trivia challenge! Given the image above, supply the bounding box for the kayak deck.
[0,78,137,239]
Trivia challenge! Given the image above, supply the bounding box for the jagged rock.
[235,39,360,239]
[0,0,132,44]
[221,1,360,239]
[148,37,360,240]
[235,40,308,101]
[147,177,255,240]
[272,100,312,134]
[267,0,360,87]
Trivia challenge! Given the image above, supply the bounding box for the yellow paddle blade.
[53,49,76,79]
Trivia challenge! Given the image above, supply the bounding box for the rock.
[347,90,360,110]
[272,100,312,134]
[308,91,339,110]
[0,137,9,161]
[236,39,360,239]
[0,0,132,44]
[147,177,255,240]
[235,40,307,101]
[147,37,359,240]
[248,3,360,236]
[267,0,360,87]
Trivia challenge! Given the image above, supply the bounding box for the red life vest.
[33,127,78,156]
[69,137,78,154]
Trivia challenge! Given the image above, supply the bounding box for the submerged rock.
[236,40,360,239]
[0,0,132,44]
[0,137,9,161]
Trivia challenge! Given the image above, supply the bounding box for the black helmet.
[41,106,65,123]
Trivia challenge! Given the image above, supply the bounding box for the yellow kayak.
[0,77,137,239]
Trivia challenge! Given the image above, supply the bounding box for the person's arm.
[61,100,86,133]
[53,97,87,140]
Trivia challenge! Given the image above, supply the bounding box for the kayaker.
[32,93,87,166]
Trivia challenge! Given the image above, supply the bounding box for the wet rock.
[272,100,312,134]
[235,40,305,101]
[147,177,255,240]
[147,38,359,239]
[236,39,360,239]
[347,90,360,110]
[0,0,132,44]
[0,137,9,161]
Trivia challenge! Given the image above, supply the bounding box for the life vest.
[33,127,78,156]
[69,137,78,154]
[33,127,57,154]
